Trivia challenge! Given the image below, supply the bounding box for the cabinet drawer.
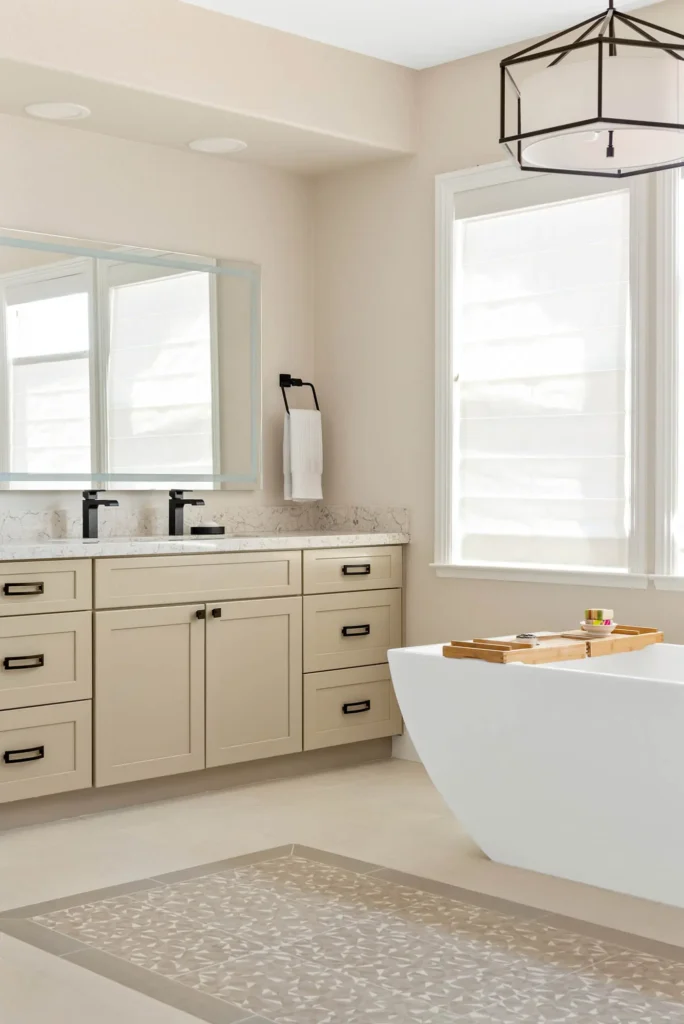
[0,700,92,804]
[0,611,92,711]
[303,589,402,673]
[303,546,402,595]
[304,665,402,750]
[0,560,92,617]
[95,551,302,609]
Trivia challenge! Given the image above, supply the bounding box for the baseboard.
[0,738,392,832]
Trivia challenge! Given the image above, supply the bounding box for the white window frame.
[652,169,683,590]
[0,253,220,487]
[433,161,663,589]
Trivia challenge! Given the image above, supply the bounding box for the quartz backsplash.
[0,496,409,543]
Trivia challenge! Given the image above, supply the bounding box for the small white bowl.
[580,621,616,637]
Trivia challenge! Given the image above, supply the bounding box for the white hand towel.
[284,409,323,501]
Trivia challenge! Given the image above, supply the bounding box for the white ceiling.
[180,0,662,69]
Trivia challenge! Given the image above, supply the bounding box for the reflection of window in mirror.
[3,262,92,489]
[105,262,217,488]
[0,254,218,489]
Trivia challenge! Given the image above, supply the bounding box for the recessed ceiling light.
[187,136,247,154]
[25,102,91,121]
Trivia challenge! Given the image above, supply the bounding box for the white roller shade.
[453,189,631,570]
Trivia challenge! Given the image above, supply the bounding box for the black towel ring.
[279,373,320,415]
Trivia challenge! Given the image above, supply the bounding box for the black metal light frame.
[500,0,684,178]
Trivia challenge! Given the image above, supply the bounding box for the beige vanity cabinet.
[205,597,303,767]
[94,604,206,787]
[0,543,405,807]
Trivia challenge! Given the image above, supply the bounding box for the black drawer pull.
[341,624,371,638]
[342,564,371,576]
[3,654,44,671]
[3,745,45,764]
[3,582,44,596]
[343,700,371,715]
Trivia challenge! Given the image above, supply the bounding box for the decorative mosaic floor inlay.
[2,845,684,1023]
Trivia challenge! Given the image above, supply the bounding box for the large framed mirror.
[0,229,261,489]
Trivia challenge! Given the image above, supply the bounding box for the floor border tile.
[150,845,295,885]
[0,877,161,920]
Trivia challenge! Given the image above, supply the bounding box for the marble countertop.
[0,530,409,562]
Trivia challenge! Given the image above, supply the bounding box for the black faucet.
[82,490,119,539]
[169,490,205,536]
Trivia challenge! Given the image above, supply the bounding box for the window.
[0,255,217,487]
[454,191,631,572]
[434,164,684,586]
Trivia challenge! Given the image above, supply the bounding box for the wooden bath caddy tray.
[442,625,663,665]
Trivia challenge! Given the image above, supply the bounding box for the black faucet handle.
[83,490,119,507]
[169,489,205,506]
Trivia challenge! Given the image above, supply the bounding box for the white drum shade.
[520,55,684,172]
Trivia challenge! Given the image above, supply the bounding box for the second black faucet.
[169,490,205,536]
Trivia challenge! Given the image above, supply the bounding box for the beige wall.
[0,112,313,510]
[313,0,684,737]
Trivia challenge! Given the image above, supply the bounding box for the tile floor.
[1,758,684,1023]
[4,845,684,1023]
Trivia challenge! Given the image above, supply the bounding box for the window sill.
[432,563,650,589]
[651,576,684,591]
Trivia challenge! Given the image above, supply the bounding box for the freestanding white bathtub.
[389,642,684,908]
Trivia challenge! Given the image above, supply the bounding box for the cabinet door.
[206,597,302,767]
[94,605,205,787]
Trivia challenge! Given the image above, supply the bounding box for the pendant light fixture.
[500,1,684,177]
